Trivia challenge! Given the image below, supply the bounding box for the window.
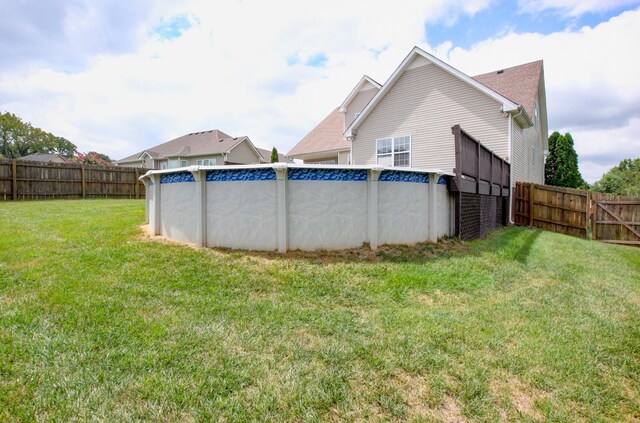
[312,160,336,164]
[196,159,213,166]
[196,160,202,165]
[376,136,411,167]
[532,146,536,166]
[181,160,187,167]
[160,163,167,170]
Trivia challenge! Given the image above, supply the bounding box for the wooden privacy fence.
[592,192,640,246]
[514,182,589,239]
[0,159,145,200]
[448,125,510,240]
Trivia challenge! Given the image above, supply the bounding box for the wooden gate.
[514,182,589,239]
[592,193,640,246]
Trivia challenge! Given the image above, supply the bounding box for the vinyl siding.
[188,156,224,166]
[511,120,527,183]
[352,62,509,172]
[302,156,339,164]
[226,139,261,164]
[338,151,350,165]
[345,88,378,129]
[511,93,544,184]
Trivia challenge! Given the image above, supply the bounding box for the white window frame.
[180,160,187,167]
[160,162,167,170]
[532,146,536,166]
[376,135,411,167]
[312,160,336,165]
[196,159,214,166]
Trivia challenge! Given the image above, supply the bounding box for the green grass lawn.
[0,200,638,422]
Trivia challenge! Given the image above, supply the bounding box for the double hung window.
[376,136,411,167]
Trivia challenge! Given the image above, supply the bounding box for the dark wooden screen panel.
[449,125,511,240]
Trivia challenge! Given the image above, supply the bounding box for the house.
[287,47,547,186]
[255,147,293,164]
[17,153,68,163]
[286,76,381,164]
[116,130,291,169]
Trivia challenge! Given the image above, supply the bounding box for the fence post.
[189,167,206,247]
[428,172,440,242]
[590,192,596,240]
[81,165,86,198]
[11,159,17,200]
[368,166,383,249]
[135,168,140,199]
[529,183,535,226]
[274,163,288,253]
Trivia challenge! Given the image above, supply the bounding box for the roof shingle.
[473,60,543,117]
[286,108,348,157]
[118,130,244,163]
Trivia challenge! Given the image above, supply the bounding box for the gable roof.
[286,108,349,157]
[255,147,294,163]
[17,153,67,162]
[472,60,543,118]
[338,75,381,112]
[117,129,247,163]
[345,46,533,138]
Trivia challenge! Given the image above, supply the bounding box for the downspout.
[508,107,524,224]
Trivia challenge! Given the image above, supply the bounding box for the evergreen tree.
[544,131,587,188]
[270,147,279,163]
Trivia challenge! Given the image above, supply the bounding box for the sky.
[1,0,639,183]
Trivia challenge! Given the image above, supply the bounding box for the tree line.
[544,131,638,196]
[0,112,113,166]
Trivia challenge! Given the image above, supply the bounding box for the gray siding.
[352,62,509,173]
[345,88,378,129]
[511,120,527,183]
[227,140,261,164]
[338,150,350,165]
[302,155,339,164]
[512,97,544,184]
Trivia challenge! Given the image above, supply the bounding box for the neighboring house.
[286,76,381,164]
[117,130,289,169]
[255,147,294,164]
[17,153,68,163]
[288,46,548,186]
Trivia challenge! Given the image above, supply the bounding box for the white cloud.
[436,8,640,182]
[519,0,640,16]
[0,0,496,159]
[0,1,638,185]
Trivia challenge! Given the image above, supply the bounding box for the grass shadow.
[511,229,542,265]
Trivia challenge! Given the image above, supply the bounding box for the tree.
[0,112,78,159]
[544,131,588,188]
[71,151,114,167]
[591,158,640,196]
[270,147,279,163]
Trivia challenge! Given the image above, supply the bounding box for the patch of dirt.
[491,376,551,421]
[394,372,466,422]
[418,294,434,306]
[138,224,468,265]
